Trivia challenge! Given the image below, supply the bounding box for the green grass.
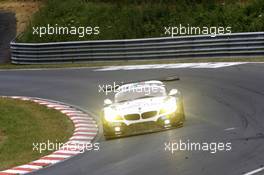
[0,97,74,170]
[0,57,263,70]
[19,0,264,43]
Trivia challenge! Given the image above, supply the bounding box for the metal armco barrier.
[10,32,264,64]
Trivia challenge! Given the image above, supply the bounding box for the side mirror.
[169,89,178,96]
[104,99,113,105]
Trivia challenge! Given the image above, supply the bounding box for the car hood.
[112,96,170,115]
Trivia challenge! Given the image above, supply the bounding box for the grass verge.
[0,57,264,70]
[0,97,73,170]
[0,129,5,145]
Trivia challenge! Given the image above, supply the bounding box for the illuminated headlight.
[159,98,177,115]
[164,119,170,125]
[104,107,122,122]
[114,127,121,132]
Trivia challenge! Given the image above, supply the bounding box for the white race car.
[102,80,185,139]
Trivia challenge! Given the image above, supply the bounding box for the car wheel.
[171,101,185,127]
[102,121,114,140]
[178,98,185,122]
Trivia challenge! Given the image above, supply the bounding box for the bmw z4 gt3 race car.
[102,80,185,139]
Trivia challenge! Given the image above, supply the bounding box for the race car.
[102,80,185,139]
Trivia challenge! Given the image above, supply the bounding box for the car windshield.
[115,85,166,103]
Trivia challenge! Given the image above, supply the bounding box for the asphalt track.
[0,63,264,175]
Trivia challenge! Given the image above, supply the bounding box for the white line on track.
[68,140,91,144]
[74,131,97,135]
[70,116,92,120]
[224,127,236,131]
[94,62,249,71]
[2,169,29,174]
[0,62,263,72]
[46,154,71,158]
[72,120,96,124]
[244,167,264,175]
[54,150,81,154]
[75,126,98,130]
[34,159,61,164]
[68,113,90,116]
[70,136,94,140]
[74,123,97,127]
[17,165,42,170]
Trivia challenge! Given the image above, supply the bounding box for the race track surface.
[0,63,264,175]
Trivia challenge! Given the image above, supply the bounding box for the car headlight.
[104,107,123,122]
[159,98,177,115]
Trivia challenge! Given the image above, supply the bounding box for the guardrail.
[10,32,264,64]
